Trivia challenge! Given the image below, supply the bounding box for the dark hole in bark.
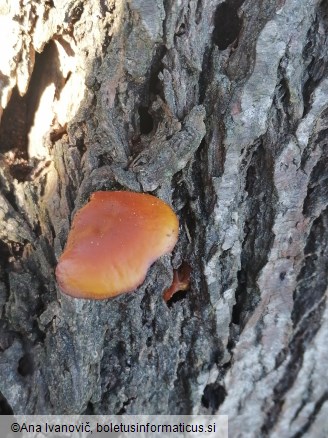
[231,269,246,325]
[0,392,13,414]
[138,107,154,135]
[76,137,87,155]
[212,1,243,50]
[17,353,34,377]
[202,383,227,411]
[166,290,188,307]
[175,23,186,37]
[280,272,286,280]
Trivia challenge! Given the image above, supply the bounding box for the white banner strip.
[2,415,228,438]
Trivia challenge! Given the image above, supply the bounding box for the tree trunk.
[1,0,328,436]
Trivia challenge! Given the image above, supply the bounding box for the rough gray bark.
[0,0,328,436]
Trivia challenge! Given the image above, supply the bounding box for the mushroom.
[163,262,191,303]
[55,191,179,299]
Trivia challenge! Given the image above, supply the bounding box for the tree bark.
[1,0,328,436]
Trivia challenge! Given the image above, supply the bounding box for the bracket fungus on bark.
[55,191,179,299]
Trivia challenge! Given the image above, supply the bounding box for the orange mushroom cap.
[55,191,179,299]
